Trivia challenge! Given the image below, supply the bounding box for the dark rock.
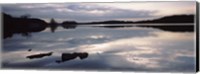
[28,49,32,52]
[56,52,89,63]
[76,52,88,60]
[26,52,53,59]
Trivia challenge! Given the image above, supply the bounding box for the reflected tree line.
[48,18,77,33]
[3,13,194,39]
[3,13,77,39]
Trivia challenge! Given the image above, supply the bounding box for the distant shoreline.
[77,15,194,24]
[76,23,194,25]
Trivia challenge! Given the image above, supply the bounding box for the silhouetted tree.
[61,21,77,29]
[48,18,59,32]
[3,13,48,39]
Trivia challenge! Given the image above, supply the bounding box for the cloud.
[66,4,111,11]
[2,3,157,22]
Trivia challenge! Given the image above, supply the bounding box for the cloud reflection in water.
[2,26,195,72]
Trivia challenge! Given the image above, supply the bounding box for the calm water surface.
[2,24,196,72]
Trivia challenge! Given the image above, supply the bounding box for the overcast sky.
[1,1,196,22]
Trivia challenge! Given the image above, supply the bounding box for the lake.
[2,24,196,72]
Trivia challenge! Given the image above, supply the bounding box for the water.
[2,24,195,72]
